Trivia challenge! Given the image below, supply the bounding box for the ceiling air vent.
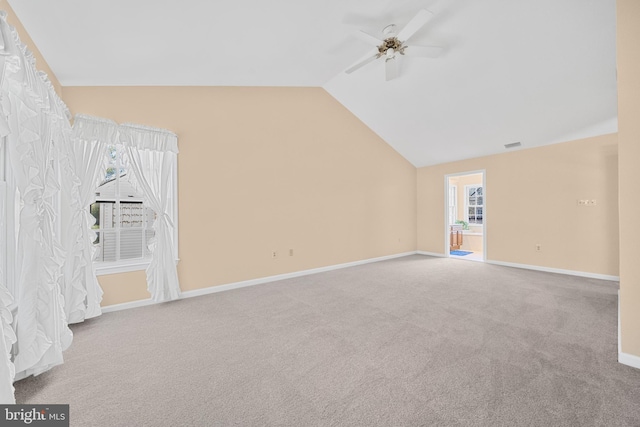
[504,142,522,149]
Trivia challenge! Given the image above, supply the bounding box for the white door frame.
[444,170,486,261]
[447,184,457,226]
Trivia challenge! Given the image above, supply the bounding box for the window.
[465,185,483,225]
[90,145,156,272]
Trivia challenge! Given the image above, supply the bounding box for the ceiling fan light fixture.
[377,37,405,58]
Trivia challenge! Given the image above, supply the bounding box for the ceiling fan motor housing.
[382,24,397,36]
[378,37,405,57]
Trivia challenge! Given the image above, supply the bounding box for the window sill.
[95,260,150,276]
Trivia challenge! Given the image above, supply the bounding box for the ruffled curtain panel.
[0,285,16,403]
[0,11,73,401]
[61,114,119,323]
[0,10,181,404]
[120,124,180,302]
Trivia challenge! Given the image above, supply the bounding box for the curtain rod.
[120,122,177,138]
[73,115,176,138]
[74,114,118,126]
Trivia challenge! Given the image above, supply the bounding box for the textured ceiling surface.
[8,0,617,166]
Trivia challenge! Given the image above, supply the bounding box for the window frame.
[464,185,484,225]
[92,199,154,275]
[93,144,179,276]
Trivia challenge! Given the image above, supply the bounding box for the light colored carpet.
[14,255,640,426]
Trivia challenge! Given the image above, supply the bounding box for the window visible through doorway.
[465,185,483,225]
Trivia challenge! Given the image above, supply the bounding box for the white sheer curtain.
[0,285,15,404]
[60,114,118,323]
[0,10,182,402]
[120,124,180,302]
[0,168,16,405]
[0,11,72,399]
[0,12,16,404]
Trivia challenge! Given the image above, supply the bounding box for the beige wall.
[2,0,636,360]
[418,134,619,276]
[61,86,418,306]
[617,0,640,357]
[0,0,61,95]
[460,235,482,253]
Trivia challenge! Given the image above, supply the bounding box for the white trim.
[486,259,619,281]
[448,184,457,225]
[101,251,416,313]
[618,288,622,360]
[618,290,640,370]
[619,352,640,370]
[100,296,157,313]
[95,259,149,276]
[444,177,448,256]
[618,289,621,354]
[416,251,446,257]
[482,171,487,260]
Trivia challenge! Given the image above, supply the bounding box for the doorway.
[445,171,486,262]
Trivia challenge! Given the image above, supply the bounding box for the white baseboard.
[618,290,621,354]
[101,251,417,314]
[618,290,640,370]
[416,251,446,258]
[486,260,619,282]
[100,297,158,313]
[619,351,640,370]
[101,252,619,315]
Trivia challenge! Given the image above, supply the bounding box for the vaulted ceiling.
[7,0,617,167]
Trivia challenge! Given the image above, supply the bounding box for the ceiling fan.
[345,9,442,81]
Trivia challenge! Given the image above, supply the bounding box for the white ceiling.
[8,0,617,167]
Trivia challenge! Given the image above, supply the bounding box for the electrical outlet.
[289,249,294,256]
[535,244,542,252]
[272,251,277,258]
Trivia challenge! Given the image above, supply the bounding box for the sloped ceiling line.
[7,0,618,166]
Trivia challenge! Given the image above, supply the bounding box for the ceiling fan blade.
[403,45,443,58]
[354,30,383,46]
[385,57,398,81]
[345,50,379,74]
[397,9,433,42]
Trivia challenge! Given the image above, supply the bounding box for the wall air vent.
[504,142,522,149]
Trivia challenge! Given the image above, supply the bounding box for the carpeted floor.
[14,255,640,426]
